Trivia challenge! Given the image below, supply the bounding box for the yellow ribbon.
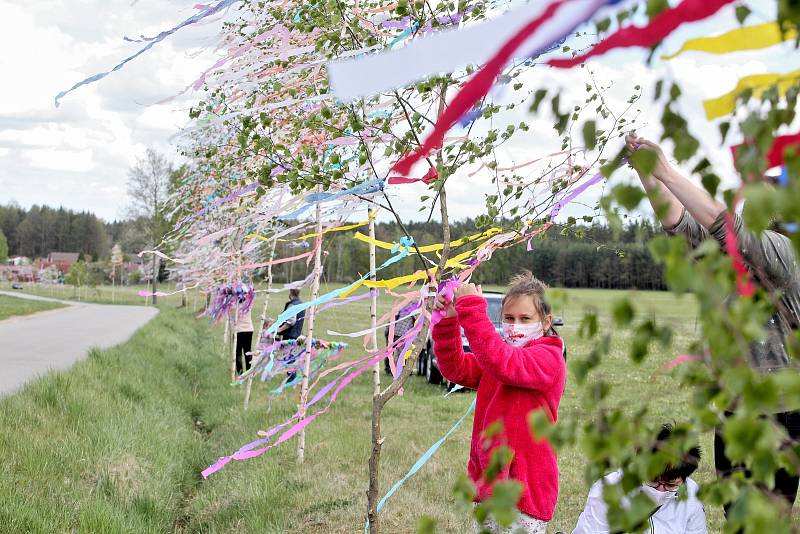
[245,213,377,242]
[245,233,271,242]
[296,216,374,240]
[339,245,480,297]
[353,227,501,253]
[703,69,800,120]
[662,22,797,60]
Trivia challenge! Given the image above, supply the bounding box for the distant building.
[41,252,80,273]
[0,264,36,282]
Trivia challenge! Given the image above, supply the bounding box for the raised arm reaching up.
[626,133,725,230]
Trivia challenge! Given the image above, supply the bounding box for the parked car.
[384,292,564,389]
[11,282,23,290]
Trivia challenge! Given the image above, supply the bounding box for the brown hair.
[502,270,557,336]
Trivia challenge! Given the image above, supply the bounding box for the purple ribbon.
[549,170,605,219]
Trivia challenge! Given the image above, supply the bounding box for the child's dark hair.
[652,423,702,481]
[502,270,557,336]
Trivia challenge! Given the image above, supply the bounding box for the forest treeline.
[265,218,667,290]
[0,202,666,290]
[0,203,149,262]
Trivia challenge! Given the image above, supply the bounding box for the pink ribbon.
[431,280,461,328]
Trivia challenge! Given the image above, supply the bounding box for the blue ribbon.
[54,0,240,106]
[365,398,477,532]
[264,235,412,337]
[779,166,790,188]
[278,178,385,220]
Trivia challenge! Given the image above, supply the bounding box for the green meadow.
[0,293,66,321]
[0,287,736,533]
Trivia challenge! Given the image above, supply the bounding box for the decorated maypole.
[297,196,324,464]
[244,233,278,410]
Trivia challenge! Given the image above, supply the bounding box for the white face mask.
[640,484,678,507]
[501,322,544,347]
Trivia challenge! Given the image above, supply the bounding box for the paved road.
[0,291,159,396]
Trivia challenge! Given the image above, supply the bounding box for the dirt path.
[0,291,159,395]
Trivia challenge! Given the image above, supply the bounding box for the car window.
[486,297,502,327]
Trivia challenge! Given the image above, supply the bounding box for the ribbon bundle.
[203,282,255,324]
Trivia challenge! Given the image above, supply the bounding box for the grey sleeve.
[708,211,796,289]
[663,208,711,250]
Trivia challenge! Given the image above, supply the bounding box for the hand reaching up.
[625,133,671,181]
[434,291,457,318]
[454,283,482,301]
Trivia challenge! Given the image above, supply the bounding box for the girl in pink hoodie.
[433,272,566,533]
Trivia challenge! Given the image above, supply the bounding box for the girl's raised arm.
[432,315,483,390]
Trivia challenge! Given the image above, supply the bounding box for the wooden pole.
[366,206,382,529]
[298,198,323,464]
[366,87,449,534]
[223,307,230,355]
[369,208,380,395]
[244,234,278,410]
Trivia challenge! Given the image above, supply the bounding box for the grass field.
[0,287,738,533]
[0,293,66,321]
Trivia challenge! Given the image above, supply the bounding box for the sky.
[0,0,796,227]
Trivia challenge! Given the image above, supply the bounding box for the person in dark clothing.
[627,133,800,513]
[234,300,254,375]
[277,288,305,341]
[277,288,305,383]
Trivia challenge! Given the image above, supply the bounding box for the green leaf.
[701,173,721,197]
[416,516,437,534]
[483,446,514,483]
[646,0,669,18]
[630,148,657,176]
[613,184,646,210]
[529,89,547,113]
[582,120,597,150]
[485,480,523,527]
[529,410,554,442]
[735,5,752,24]
[612,298,635,327]
[719,121,731,142]
[654,80,664,101]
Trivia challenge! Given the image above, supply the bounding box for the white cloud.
[0,0,228,220]
[23,148,95,172]
[0,0,795,229]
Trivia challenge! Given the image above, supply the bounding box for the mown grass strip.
[0,309,240,533]
[0,294,66,321]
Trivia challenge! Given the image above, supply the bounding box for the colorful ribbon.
[431,279,461,328]
[703,69,800,120]
[54,0,240,106]
[263,237,415,336]
[367,398,477,531]
[547,0,735,69]
[202,324,424,478]
[388,166,438,185]
[353,227,501,253]
[724,212,756,298]
[278,178,384,220]
[662,21,797,60]
[391,0,617,175]
[731,133,800,170]
[550,170,606,218]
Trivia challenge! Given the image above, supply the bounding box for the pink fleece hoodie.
[432,294,566,521]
